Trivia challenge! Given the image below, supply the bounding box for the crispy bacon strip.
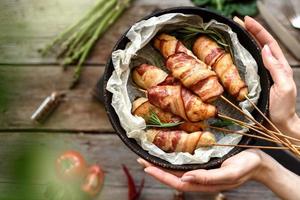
[132,64,169,89]
[132,97,181,124]
[153,33,196,59]
[132,97,206,132]
[146,129,216,153]
[132,64,208,131]
[193,35,248,101]
[166,53,224,102]
[132,64,178,90]
[147,85,217,122]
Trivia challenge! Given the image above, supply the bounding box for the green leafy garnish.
[191,0,258,18]
[174,25,229,49]
[211,118,235,127]
[146,111,184,128]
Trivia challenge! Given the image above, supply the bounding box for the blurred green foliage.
[191,0,258,17]
[0,138,89,200]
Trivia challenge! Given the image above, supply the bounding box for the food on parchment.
[146,129,216,153]
[132,97,181,124]
[193,35,248,101]
[153,33,196,58]
[132,64,177,89]
[132,97,206,132]
[147,85,217,122]
[166,52,224,102]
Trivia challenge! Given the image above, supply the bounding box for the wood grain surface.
[0,0,299,66]
[1,66,300,133]
[0,132,278,200]
[0,0,299,199]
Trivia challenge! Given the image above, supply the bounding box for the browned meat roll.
[193,35,248,101]
[147,85,217,122]
[166,53,224,102]
[153,33,195,59]
[146,129,216,153]
[132,97,206,132]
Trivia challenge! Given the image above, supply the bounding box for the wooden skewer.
[244,95,300,155]
[135,88,300,154]
[208,143,292,150]
[217,113,300,143]
[220,95,282,142]
[218,113,300,157]
[251,123,300,142]
[218,113,282,142]
[208,126,300,149]
[220,95,300,156]
[209,126,278,143]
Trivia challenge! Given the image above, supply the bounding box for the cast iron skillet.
[102,7,271,170]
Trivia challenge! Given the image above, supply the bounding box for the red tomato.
[56,150,87,181]
[81,165,105,197]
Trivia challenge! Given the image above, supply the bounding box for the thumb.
[181,166,238,185]
[262,45,291,86]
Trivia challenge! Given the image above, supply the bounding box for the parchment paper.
[106,13,261,165]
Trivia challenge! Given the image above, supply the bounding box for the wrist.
[273,113,300,141]
[252,151,278,184]
[252,151,300,200]
[282,113,300,141]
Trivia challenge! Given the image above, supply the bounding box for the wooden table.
[0,0,299,199]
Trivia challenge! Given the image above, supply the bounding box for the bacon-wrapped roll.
[148,85,217,122]
[132,97,206,132]
[132,97,181,124]
[153,33,195,59]
[166,53,224,102]
[193,36,248,101]
[132,64,177,89]
[146,129,216,153]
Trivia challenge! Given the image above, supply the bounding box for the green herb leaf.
[147,111,184,128]
[174,25,229,49]
[235,1,258,16]
[191,0,257,18]
[211,119,235,127]
[192,0,211,6]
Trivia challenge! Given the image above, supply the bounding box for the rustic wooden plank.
[0,65,112,132]
[0,0,299,66]
[0,0,159,65]
[254,0,300,67]
[0,132,278,200]
[254,16,300,67]
[1,66,300,132]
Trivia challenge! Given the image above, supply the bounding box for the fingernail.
[244,15,251,20]
[263,44,271,56]
[137,158,145,166]
[181,175,195,182]
[144,167,151,173]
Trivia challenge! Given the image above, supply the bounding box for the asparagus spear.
[42,0,133,89]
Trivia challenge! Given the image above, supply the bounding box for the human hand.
[244,16,300,140]
[138,149,267,192]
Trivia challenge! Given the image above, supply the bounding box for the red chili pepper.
[122,164,145,200]
[81,165,105,197]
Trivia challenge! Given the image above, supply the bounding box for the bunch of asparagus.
[42,0,133,88]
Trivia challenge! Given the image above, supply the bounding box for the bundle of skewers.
[130,33,300,157]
